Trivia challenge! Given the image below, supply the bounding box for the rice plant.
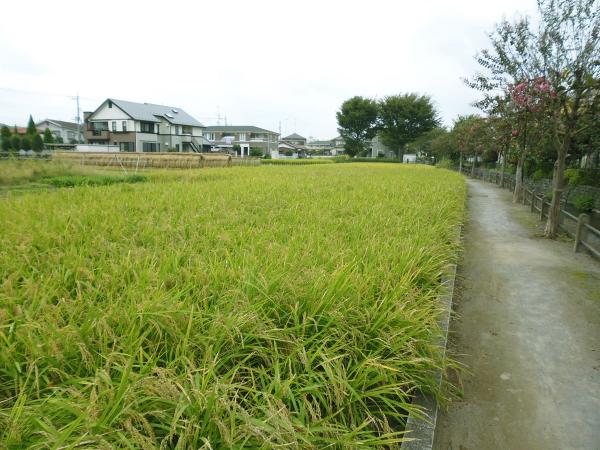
[0,163,464,448]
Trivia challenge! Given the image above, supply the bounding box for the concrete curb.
[401,262,458,450]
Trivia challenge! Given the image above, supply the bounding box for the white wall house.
[84,98,206,152]
[204,126,279,157]
[36,119,84,143]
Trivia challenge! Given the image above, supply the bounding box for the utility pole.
[73,93,82,142]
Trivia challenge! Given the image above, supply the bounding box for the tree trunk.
[544,143,568,238]
[459,153,463,173]
[512,150,526,203]
[499,152,506,187]
[470,154,477,176]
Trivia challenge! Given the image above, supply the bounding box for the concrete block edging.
[401,262,458,450]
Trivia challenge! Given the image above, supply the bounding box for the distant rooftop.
[37,119,81,131]
[205,125,278,134]
[283,133,306,141]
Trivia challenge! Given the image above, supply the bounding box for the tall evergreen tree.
[26,115,37,136]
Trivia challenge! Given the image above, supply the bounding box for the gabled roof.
[278,141,307,151]
[36,119,81,131]
[205,125,277,134]
[283,133,306,141]
[91,98,204,127]
[307,140,333,146]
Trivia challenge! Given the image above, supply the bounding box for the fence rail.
[460,167,600,260]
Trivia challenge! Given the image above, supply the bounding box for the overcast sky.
[0,0,538,139]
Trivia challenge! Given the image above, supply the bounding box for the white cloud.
[0,0,538,137]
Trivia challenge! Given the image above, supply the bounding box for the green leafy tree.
[336,96,379,157]
[21,136,32,150]
[10,135,21,152]
[26,115,37,136]
[33,134,44,152]
[535,0,600,237]
[249,147,263,157]
[43,128,55,145]
[378,94,440,160]
[1,126,11,153]
[466,15,538,203]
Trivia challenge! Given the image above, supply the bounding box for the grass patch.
[43,173,147,188]
[263,158,335,165]
[0,164,465,448]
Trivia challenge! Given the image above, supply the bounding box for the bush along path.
[434,179,600,450]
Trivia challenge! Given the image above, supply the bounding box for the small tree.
[43,128,55,145]
[21,136,32,150]
[10,135,21,152]
[378,93,440,160]
[1,126,10,153]
[249,147,263,157]
[232,144,241,155]
[32,134,44,152]
[336,96,379,157]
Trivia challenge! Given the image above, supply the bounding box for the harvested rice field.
[0,163,465,448]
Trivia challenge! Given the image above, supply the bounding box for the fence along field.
[0,164,465,448]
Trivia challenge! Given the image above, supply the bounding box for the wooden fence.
[462,167,600,260]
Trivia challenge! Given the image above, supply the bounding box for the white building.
[84,98,206,152]
[36,119,84,143]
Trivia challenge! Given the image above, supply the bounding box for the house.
[369,134,395,158]
[36,119,83,144]
[83,98,206,152]
[205,126,279,157]
[277,141,308,158]
[281,133,307,146]
[306,140,333,151]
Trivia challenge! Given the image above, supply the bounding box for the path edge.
[401,261,458,450]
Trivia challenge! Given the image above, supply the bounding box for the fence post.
[540,199,546,220]
[530,191,536,212]
[573,214,590,253]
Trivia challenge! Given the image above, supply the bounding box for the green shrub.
[533,169,550,181]
[249,147,263,157]
[565,168,600,187]
[573,194,595,212]
[436,158,454,170]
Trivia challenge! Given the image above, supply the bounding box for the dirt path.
[434,179,600,450]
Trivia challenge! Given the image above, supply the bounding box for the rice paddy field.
[0,163,465,448]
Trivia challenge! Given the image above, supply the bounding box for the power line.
[0,86,101,103]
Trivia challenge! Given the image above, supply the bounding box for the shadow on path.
[434,179,600,450]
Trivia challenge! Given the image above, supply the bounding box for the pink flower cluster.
[509,77,556,110]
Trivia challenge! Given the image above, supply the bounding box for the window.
[140,121,155,133]
[112,121,116,132]
[175,144,180,151]
[122,121,127,132]
[108,100,113,108]
[142,142,158,152]
[175,126,180,135]
[120,142,134,151]
[239,133,246,141]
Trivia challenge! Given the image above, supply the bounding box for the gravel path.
[433,179,600,450]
